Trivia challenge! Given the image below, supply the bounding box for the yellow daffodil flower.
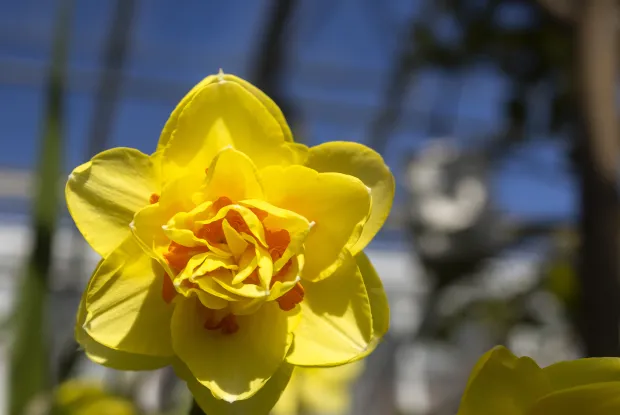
[458,346,620,415]
[272,361,364,415]
[51,379,136,415]
[67,72,393,414]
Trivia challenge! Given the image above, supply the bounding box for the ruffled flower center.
[158,195,309,335]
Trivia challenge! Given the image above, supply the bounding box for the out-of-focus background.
[1,0,619,414]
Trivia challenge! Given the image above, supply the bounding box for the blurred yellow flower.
[51,379,136,415]
[67,72,393,414]
[458,346,620,415]
[272,361,364,415]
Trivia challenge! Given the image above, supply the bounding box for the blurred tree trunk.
[252,0,297,125]
[574,0,620,357]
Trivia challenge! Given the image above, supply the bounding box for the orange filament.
[266,229,290,261]
[204,313,239,334]
[277,282,304,311]
[149,193,160,204]
[162,273,176,304]
[212,196,232,212]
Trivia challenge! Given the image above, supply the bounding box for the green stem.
[189,400,205,415]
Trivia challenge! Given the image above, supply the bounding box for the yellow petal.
[156,73,294,152]
[231,246,259,284]
[194,204,268,248]
[289,142,309,164]
[175,255,240,305]
[128,171,207,275]
[196,147,264,203]
[163,226,232,258]
[184,252,238,275]
[268,255,302,301]
[222,75,294,143]
[66,148,160,258]
[286,254,373,367]
[229,298,266,316]
[240,233,273,287]
[340,252,391,362]
[83,237,174,357]
[299,365,360,415]
[305,142,395,254]
[271,369,299,415]
[157,74,217,152]
[528,382,620,415]
[241,199,311,273]
[160,75,298,180]
[222,220,249,259]
[261,165,371,281]
[457,346,550,415]
[212,269,269,299]
[171,298,297,402]
[158,170,204,215]
[194,278,242,304]
[543,357,620,392]
[75,282,171,371]
[131,203,179,277]
[176,359,294,415]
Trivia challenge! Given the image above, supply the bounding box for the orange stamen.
[149,193,160,204]
[161,273,176,304]
[277,282,304,311]
[266,229,290,261]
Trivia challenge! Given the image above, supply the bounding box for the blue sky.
[0,0,575,226]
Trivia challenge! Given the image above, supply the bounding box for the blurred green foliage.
[9,1,74,414]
